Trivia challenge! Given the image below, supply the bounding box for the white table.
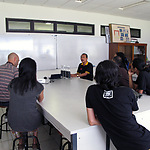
[134,94,150,131]
[37,70,150,150]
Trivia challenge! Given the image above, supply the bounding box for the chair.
[61,137,71,150]
[48,122,71,150]
[12,132,41,150]
[0,103,10,139]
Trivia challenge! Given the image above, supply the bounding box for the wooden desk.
[37,70,150,150]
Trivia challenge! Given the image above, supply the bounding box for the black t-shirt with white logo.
[86,85,150,150]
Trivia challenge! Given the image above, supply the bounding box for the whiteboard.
[57,35,108,69]
[0,34,108,70]
[0,34,57,70]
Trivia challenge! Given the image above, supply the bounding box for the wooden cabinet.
[109,43,147,64]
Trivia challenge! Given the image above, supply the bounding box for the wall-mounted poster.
[109,24,131,43]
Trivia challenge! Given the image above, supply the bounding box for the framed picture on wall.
[109,24,131,43]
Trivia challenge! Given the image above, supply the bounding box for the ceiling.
[1,0,150,21]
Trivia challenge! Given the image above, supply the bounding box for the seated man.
[0,52,19,107]
[129,58,150,95]
[71,53,93,81]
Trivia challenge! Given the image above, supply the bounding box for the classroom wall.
[0,2,150,59]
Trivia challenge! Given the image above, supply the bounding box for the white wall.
[0,2,150,58]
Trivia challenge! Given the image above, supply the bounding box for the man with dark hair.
[0,52,19,107]
[129,58,150,95]
[113,56,129,87]
[71,53,93,81]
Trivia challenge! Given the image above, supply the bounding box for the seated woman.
[86,60,150,150]
[129,58,150,95]
[8,57,44,150]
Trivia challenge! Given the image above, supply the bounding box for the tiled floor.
[0,107,68,150]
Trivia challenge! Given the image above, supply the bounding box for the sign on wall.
[109,24,131,43]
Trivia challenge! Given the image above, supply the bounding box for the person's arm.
[128,69,134,88]
[38,90,44,102]
[71,72,88,77]
[87,108,101,126]
[78,72,88,77]
[71,73,77,77]
[71,64,81,77]
[128,69,138,90]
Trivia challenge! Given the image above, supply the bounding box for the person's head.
[115,52,129,70]
[113,56,123,67]
[19,57,36,80]
[10,57,37,95]
[8,52,19,67]
[95,60,118,90]
[116,52,125,59]
[81,53,88,64]
[132,58,145,74]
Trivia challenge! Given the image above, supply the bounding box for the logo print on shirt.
[103,90,113,99]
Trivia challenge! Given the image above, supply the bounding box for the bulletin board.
[109,24,131,43]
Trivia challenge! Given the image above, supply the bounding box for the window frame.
[6,18,94,35]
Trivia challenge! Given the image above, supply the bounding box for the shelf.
[109,43,147,64]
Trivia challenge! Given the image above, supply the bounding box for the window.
[6,18,94,35]
[57,23,74,33]
[100,25,109,36]
[130,28,141,38]
[34,22,54,32]
[6,19,31,31]
[77,24,94,35]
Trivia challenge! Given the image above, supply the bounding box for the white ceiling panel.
[1,0,150,21]
[25,0,47,5]
[43,0,71,8]
[4,0,25,4]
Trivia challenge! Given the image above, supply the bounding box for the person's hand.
[71,74,77,77]
[128,69,134,77]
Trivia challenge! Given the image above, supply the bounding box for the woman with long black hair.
[86,60,150,150]
[129,58,150,95]
[8,57,44,150]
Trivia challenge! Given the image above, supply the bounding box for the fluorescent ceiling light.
[75,0,87,3]
[119,0,149,10]
[46,22,52,25]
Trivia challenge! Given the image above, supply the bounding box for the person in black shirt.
[86,60,150,150]
[129,58,150,95]
[71,53,93,81]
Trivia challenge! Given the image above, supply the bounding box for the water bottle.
[66,66,70,78]
[61,65,65,78]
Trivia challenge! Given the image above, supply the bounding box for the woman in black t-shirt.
[86,60,150,150]
[129,58,150,95]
